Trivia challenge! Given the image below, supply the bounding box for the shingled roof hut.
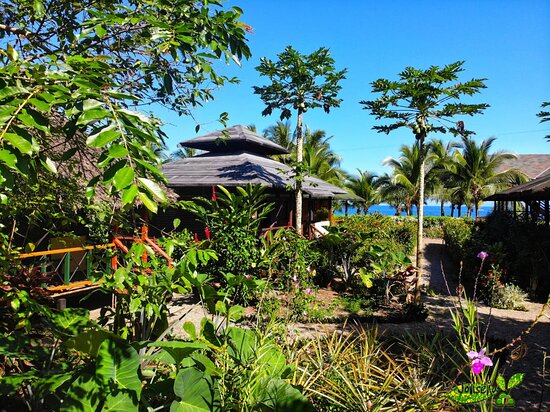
[154,125,356,237]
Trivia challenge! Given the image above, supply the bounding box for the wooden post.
[141,225,148,262]
[545,200,549,226]
[63,252,71,285]
[86,251,92,279]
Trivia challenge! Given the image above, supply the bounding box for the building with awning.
[486,171,550,225]
[155,125,358,237]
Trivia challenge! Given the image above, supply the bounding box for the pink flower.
[245,274,251,280]
[467,348,493,375]
[477,251,489,260]
[293,276,298,283]
[304,288,312,295]
[211,186,217,201]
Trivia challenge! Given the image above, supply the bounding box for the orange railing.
[17,226,172,298]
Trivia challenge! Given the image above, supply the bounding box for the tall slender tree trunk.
[344,202,348,217]
[295,109,303,235]
[451,203,455,217]
[415,137,425,304]
[440,200,445,216]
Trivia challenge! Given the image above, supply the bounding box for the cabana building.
[154,125,356,237]
[486,172,550,225]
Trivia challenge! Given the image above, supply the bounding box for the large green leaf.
[0,149,17,169]
[147,341,208,366]
[86,125,120,148]
[113,166,134,190]
[122,184,139,206]
[103,390,139,411]
[3,133,35,155]
[170,367,220,412]
[95,338,142,399]
[138,177,167,202]
[48,308,91,336]
[76,107,111,125]
[257,378,315,412]
[138,190,158,213]
[0,85,29,100]
[64,329,120,357]
[60,374,102,412]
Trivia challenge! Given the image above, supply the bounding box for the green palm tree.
[303,129,346,186]
[382,142,435,216]
[442,136,527,218]
[263,121,295,163]
[429,139,460,216]
[345,170,379,214]
[377,173,407,215]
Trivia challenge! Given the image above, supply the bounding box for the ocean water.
[335,204,494,217]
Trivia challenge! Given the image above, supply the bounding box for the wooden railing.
[17,227,172,298]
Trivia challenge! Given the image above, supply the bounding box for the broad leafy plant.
[181,184,274,302]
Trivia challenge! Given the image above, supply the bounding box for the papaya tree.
[361,61,488,301]
[254,46,346,235]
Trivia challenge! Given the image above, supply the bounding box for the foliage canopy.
[0,0,251,211]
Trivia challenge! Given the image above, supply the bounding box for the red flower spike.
[194,233,199,243]
[205,227,211,240]
[211,186,217,201]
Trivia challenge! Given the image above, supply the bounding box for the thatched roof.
[180,125,289,156]
[45,113,177,205]
[163,150,354,199]
[486,173,550,201]
[495,154,550,179]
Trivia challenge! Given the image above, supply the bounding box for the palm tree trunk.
[345,202,348,217]
[295,109,303,235]
[415,137,425,304]
[450,203,455,217]
[440,200,445,216]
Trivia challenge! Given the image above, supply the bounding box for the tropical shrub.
[264,228,320,291]
[181,184,274,302]
[444,212,550,298]
[334,214,417,254]
[423,216,453,238]
[442,217,475,261]
[491,284,529,310]
[1,243,313,411]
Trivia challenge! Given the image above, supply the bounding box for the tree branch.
[0,23,32,37]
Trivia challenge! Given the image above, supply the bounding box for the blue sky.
[159,0,550,176]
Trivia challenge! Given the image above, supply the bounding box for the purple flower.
[304,288,312,295]
[477,251,489,260]
[245,274,251,280]
[293,276,298,283]
[467,348,493,375]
